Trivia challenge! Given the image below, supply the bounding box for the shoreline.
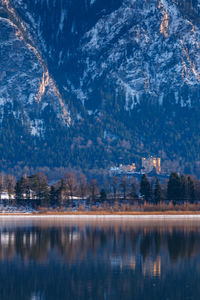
[1,211,200,218]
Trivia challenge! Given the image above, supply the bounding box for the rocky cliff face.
[0,0,200,171]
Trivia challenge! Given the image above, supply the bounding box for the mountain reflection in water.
[0,218,199,300]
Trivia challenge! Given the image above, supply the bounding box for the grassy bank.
[1,201,200,215]
[45,201,200,213]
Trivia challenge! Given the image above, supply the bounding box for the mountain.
[0,0,200,173]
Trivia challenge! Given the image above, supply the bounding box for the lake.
[0,217,200,299]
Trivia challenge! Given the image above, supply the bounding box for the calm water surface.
[0,217,200,299]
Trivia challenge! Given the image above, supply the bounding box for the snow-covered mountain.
[0,0,200,171]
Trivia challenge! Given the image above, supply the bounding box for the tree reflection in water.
[0,219,199,299]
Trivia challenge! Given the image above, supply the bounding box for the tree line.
[140,173,196,204]
[0,171,198,206]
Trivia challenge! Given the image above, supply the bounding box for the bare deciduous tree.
[7,175,16,200]
[89,179,98,203]
[78,173,87,199]
[111,176,119,200]
[120,176,129,200]
[64,172,77,199]
[0,173,6,193]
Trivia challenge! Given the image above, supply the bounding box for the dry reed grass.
[25,201,200,215]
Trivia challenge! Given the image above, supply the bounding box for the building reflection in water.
[0,220,198,273]
[0,219,199,299]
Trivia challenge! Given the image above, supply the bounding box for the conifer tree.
[15,176,27,201]
[154,178,162,204]
[140,174,151,201]
[187,176,195,203]
[167,172,181,202]
[50,186,58,207]
[15,180,23,202]
[100,189,107,201]
[130,183,138,200]
[89,179,98,203]
[180,175,187,201]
